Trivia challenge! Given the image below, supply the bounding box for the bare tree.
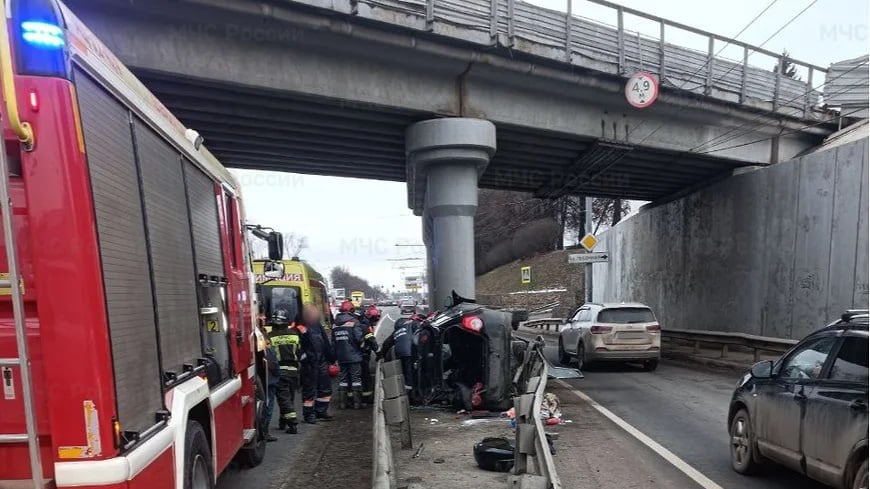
[773,50,801,80]
[247,230,309,260]
[283,233,308,258]
[330,267,380,299]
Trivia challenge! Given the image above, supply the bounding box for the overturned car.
[383,292,525,411]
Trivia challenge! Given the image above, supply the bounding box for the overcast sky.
[235,0,868,291]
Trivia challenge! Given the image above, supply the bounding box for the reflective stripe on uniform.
[279,365,298,371]
[364,333,374,340]
[303,400,315,407]
[316,396,332,402]
[271,335,301,346]
[282,412,297,420]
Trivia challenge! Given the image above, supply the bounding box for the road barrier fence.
[510,338,562,489]
[521,319,798,362]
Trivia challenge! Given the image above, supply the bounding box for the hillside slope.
[476,249,585,316]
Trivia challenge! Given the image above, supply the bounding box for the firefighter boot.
[285,422,298,434]
[352,391,362,410]
[303,406,317,424]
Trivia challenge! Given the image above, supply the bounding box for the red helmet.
[365,305,381,319]
[327,364,340,378]
[339,300,355,312]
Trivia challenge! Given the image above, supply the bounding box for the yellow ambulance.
[253,258,332,331]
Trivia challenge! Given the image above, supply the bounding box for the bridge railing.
[306,0,828,119]
[520,318,798,362]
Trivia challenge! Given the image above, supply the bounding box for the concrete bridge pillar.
[406,118,496,308]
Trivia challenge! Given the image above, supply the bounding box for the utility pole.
[585,196,593,303]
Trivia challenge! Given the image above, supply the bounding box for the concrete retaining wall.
[592,137,869,340]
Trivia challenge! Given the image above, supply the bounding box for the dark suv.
[728,311,868,489]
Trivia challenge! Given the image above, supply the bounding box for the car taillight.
[590,325,612,334]
[646,324,661,333]
[461,315,484,333]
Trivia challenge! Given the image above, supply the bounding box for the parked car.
[728,310,868,489]
[400,301,417,315]
[558,302,661,371]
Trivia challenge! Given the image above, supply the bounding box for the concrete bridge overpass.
[63,0,850,305]
[66,0,840,205]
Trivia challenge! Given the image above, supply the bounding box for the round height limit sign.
[625,71,658,108]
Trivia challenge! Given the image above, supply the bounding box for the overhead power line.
[634,0,818,148]
[695,105,867,155]
[628,0,779,143]
[692,61,869,152]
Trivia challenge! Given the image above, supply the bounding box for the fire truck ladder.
[0,144,45,488]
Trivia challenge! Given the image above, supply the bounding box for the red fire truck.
[0,0,275,487]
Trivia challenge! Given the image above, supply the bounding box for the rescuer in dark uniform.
[377,316,414,393]
[299,304,335,424]
[333,300,365,409]
[268,310,302,434]
[360,305,381,405]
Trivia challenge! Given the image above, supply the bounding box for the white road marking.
[556,379,725,489]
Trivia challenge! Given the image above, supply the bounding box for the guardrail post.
[507,0,515,47]
[753,348,761,363]
[659,20,666,80]
[739,46,748,103]
[616,6,625,74]
[382,360,412,449]
[803,68,814,117]
[704,36,714,95]
[564,0,573,63]
[693,340,700,353]
[721,344,729,359]
[425,0,435,31]
[773,54,783,111]
[490,0,499,45]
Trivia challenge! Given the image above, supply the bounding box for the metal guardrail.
[510,340,561,489]
[663,328,798,362]
[521,318,799,362]
[521,318,564,333]
[372,361,396,489]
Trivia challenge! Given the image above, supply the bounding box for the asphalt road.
[217,308,827,489]
[530,336,828,489]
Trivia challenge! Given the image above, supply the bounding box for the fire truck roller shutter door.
[75,69,163,435]
[183,160,225,279]
[184,162,231,381]
[134,120,201,377]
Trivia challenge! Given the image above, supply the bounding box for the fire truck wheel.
[237,377,267,468]
[185,421,215,489]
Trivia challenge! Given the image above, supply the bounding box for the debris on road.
[413,443,425,459]
[473,437,516,472]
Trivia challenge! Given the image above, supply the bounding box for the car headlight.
[736,372,751,388]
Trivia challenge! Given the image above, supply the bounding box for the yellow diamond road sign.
[580,233,598,252]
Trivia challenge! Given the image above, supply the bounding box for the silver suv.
[558,302,661,371]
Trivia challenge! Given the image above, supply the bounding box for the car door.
[575,307,594,354]
[564,307,588,354]
[754,333,839,471]
[803,333,869,487]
